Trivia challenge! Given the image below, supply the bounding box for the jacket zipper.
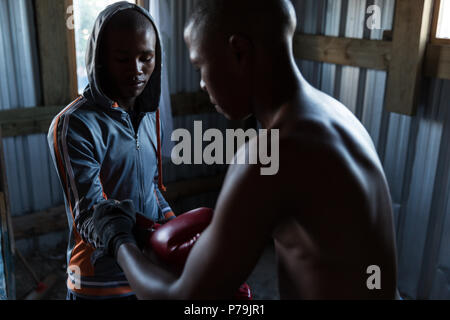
[136,129,146,213]
[125,114,145,212]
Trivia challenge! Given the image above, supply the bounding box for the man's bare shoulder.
[280,88,382,173]
[278,117,346,167]
[275,110,384,202]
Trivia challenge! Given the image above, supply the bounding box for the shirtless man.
[93,0,398,299]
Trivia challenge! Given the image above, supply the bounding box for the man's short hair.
[186,0,296,44]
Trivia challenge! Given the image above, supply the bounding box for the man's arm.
[48,113,108,248]
[116,162,280,299]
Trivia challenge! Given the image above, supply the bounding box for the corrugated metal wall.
[292,0,450,299]
[0,0,67,253]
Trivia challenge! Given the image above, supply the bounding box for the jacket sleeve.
[153,177,175,223]
[48,112,107,248]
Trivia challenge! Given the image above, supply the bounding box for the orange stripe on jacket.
[53,97,83,203]
[99,176,108,200]
[52,97,95,276]
[164,211,175,220]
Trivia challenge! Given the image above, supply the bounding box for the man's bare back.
[266,82,397,299]
[221,76,397,299]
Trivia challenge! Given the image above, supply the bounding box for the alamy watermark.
[67,265,81,290]
[66,5,75,30]
[366,265,381,290]
[171,121,279,176]
[366,5,382,30]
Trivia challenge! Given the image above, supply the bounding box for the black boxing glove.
[92,199,137,258]
[134,213,161,249]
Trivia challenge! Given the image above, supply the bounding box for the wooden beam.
[12,174,226,240]
[424,44,450,80]
[0,92,216,137]
[12,205,67,240]
[293,32,450,82]
[293,34,392,71]
[384,0,435,115]
[34,0,78,106]
[0,106,63,137]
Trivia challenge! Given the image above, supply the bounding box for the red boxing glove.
[149,207,213,270]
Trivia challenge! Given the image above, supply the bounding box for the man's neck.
[254,61,304,129]
[116,97,137,112]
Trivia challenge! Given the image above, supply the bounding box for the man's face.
[101,26,157,100]
[184,25,252,120]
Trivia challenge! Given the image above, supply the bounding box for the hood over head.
[83,1,163,113]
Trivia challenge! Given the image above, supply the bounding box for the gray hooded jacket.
[47,2,173,298]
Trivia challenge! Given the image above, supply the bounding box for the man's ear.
[228,34,252,65]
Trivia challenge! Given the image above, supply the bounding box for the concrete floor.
[246,244,280,300]
[14,242,280,300]
[14,243,68,300]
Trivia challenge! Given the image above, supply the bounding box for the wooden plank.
[0,91,216,137]
[384,0,435,115]
[34,0,78,106]
[424,44,450,80]
[12,206,67,240]
[430,0,440,44]
[293,34,392,71]
[0,106,63,137]
[12,174,226,239]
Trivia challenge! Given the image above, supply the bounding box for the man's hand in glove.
[92,199,138,259]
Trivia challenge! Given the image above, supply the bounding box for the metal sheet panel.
[167,0,201,94]
[0,230,6,299]
[418,79,450,299]
[0,0,63,217]
[396,80,446,297]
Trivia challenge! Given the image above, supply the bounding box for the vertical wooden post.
[384,0,435,115]
[34,0,78,106]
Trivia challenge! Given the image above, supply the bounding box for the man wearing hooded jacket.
[47,2,173,300]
